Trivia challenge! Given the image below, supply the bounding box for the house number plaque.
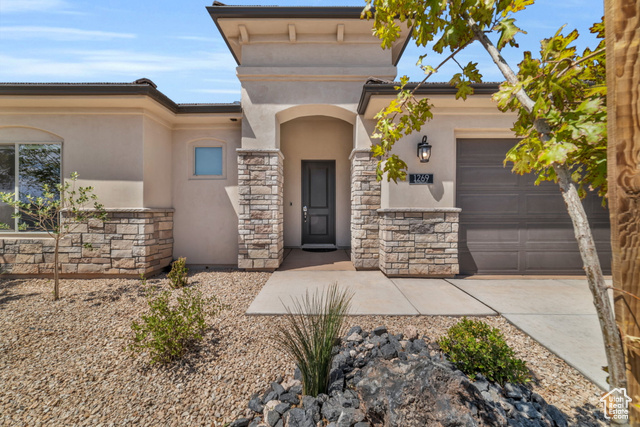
[409,173,434,184]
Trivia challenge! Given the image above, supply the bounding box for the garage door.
[457,139,611,275]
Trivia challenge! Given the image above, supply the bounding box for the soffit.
[208,7,410,65]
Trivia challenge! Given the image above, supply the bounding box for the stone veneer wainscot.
[350,149,381,270]
[237,149,284,270]
[378,208,460,277]
[0,208,174,276]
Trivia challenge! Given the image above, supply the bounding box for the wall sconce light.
[417,135,432,163]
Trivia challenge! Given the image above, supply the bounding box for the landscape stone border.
[228,326,569,427]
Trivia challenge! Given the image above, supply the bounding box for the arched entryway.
[280,115,353,249]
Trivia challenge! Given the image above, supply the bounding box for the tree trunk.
[53,237,60,301]
[555,165,627,391]
[606,0,640,422]
[470,17,628,399]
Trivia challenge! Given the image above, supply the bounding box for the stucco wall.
[280,116,352,248]
[0,115,144,208]
[240,80,366,151]
[241,44,391,67]
[143,116,173,208]
[374,100,517,209]
[171,126,241,265]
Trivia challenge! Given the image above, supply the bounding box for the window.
[0,143,62,232]
[195,147,223,176]
[190,141,226,180]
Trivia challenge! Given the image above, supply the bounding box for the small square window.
[194,147,223,176]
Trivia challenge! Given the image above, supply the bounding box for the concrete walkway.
[247,267,609,390]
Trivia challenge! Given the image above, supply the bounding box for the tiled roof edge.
[357,81,502,114]
[0,81,242,114]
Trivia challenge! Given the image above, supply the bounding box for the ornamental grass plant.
[274,283,353,397]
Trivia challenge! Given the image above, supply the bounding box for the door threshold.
[301,244,337,250]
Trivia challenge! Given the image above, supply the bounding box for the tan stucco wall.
[241,44,391,67]
[171,126,241,265]
[370,97,518,209]
[280,116,352,248]
[143,116,173,208]
[0,115,145,208]
[240,81,367,151]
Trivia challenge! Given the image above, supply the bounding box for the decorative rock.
[249,397,265,413]
[263,400,281,426]
[336,410,353,427]
[321,400,342,422]
[515,402,542,419]
[289,384,303,396]
[402,326,419,341]
[347,326,362,336]
[262,391,278,404]
[228,327,568,427]
[505,383,524,400]
[544,404,569,427]
[271,382,286,397]
[346,333,364,343]
[248,417,262,427]
[370,335,388,347]
[284,408,315,427]
[229,418,251,427]
[472,374,490,393]
[274,403,291,415]
[388,335,403,353]
[265,409,280,427]
[327,369,344,395]
[372,326,387,336]
[380,343,397,360]
[281,378,301,392]
[279,393,299,405]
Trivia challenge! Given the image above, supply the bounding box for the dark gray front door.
[456,138,611,275]
[301,160,336,245]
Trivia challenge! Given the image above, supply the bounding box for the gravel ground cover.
[0,271,605,426]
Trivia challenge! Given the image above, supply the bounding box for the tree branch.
[555,47,606,79]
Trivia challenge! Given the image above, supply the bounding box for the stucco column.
[237,149,284,270]
[350,149,381,270]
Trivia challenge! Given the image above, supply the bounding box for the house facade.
[0,5,611,277]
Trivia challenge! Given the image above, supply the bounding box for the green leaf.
[494,17,526,50]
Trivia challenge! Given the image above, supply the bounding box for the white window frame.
[189,139,226,180]
[0,141,63,234]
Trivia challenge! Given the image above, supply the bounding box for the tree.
[605,0,640,421]
[0,172,106,300]
[363,0,627,403]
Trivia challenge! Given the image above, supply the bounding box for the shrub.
[438,317,529,385]
[129,285,222,364]
[168,257,189,288]
[274,283,353,397]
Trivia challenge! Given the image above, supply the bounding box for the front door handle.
[303,205,308,223]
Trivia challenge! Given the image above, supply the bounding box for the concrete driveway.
[247,271,610,390]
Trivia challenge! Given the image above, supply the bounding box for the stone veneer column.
[350,149,381,270]
[0,208,174,276]
[237,149,284,270]
[378,208,461,277]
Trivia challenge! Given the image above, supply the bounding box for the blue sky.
[0,0,603,104]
